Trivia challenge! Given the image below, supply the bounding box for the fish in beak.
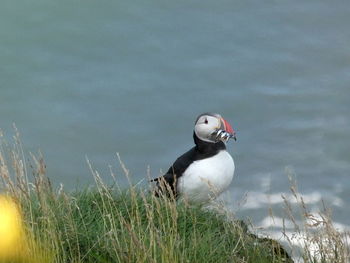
[211,117,237,142]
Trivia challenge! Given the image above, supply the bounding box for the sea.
[1,0,349,257]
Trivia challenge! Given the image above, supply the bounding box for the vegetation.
[0,130,348,263]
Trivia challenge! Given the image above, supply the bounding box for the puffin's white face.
[194,113,236,143]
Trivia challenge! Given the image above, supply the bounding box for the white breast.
[177,150,235,203]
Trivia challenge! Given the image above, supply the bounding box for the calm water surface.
[1,0,349,228]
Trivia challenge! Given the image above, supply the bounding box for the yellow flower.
[0,195,54,263]
[0,195,23,260]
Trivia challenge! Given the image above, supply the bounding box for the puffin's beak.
[221,117,237,141]
[212,117,237,142]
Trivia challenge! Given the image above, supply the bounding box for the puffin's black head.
[194,113,237,143]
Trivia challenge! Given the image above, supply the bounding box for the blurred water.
[1,0,349,227]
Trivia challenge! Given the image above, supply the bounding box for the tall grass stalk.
[280,176,350,263]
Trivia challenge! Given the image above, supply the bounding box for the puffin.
[152,113,237,203]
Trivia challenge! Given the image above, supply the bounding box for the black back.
[152,132,226,198]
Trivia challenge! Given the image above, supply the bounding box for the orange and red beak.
[219,117,237,141]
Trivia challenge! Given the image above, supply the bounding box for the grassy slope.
[20,183,292,263]
[1,133,349,263]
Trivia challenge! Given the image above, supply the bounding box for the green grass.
[15,180,292,263]
[1,130,349,263]
[0,148,292,263]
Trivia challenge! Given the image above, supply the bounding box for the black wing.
[152,147,196,198]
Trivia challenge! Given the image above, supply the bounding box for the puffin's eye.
[204,118,208,124]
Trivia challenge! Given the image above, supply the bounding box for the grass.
[279,177,350,263]
[0,130,349,263]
